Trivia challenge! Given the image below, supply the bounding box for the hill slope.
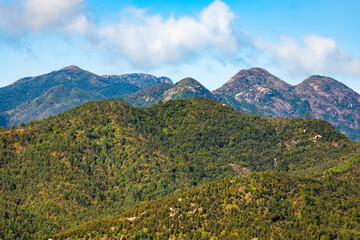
[126,78,217,107]
[125,83,174,107]
[55,169,360,240]
[5,85,104,126]
[0,65,111,112]
[0,97,359,238]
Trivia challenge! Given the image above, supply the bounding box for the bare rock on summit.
[213,68,360,141]
[103,73,173,89]
[295,75,360,140]
[213,68,301,118]
[126,77,218,107]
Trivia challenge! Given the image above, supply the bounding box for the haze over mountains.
[0,65,359,141]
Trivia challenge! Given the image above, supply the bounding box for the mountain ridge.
[214,68,360,141]
[126,67,360,141]
[102,73,173,89]
[1,65,359,141]
[0,65,172,127]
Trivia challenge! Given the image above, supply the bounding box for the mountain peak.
[297,75,351,92]
[177,77,202,86]
[61,65,81,71]
[228,67,271,82]
[215,68,291,96]
[304,74,330,81]
[248,67,271,75]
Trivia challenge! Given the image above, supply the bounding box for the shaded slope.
[0,65,110,113]
[0,65,141,127]
[5,85,104,126]
[125,83,173,107]
[0,66,174,126]
[126,78,217,107]
[141,98,358,174]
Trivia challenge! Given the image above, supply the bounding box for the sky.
[0,0,359,91]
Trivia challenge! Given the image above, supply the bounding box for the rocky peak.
[154,76,173,84]
[176,78,203,87]
[296,75,356,98]
[103,73,173,88]
[215,67,291,95]
[247,67,273,76]
[61,65,82,71]
[161,78,213,101]
[298,75,337,88]
[228,67,273,82]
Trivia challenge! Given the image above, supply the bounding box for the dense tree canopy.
[0,98,359,239]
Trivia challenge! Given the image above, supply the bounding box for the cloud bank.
[66,0,238,67]
[0,0,359,80]
[256,34,360,77]
[0,0,84,36]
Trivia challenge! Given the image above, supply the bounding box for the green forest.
[0,98,359,239]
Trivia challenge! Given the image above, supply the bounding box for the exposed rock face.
[126,78,217,107]
[102,73,173,89]
[126,67,360,141]
[213,68,360,141]
[295,75,360,140]
[125,83,173,107]
[213,68,301,118]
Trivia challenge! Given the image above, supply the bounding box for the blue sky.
[0,0,359,91]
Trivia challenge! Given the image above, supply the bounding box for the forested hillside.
[55,167,360,240]
[0,98,359,238]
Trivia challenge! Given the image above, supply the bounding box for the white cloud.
[67,0,238,68]
[0,0,84,35]
[25,0,83,29]
[256,34,360,77]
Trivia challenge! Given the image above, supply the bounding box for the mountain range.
[128,67,360,141]
[0,65,359,141]
[0,65,171,126]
